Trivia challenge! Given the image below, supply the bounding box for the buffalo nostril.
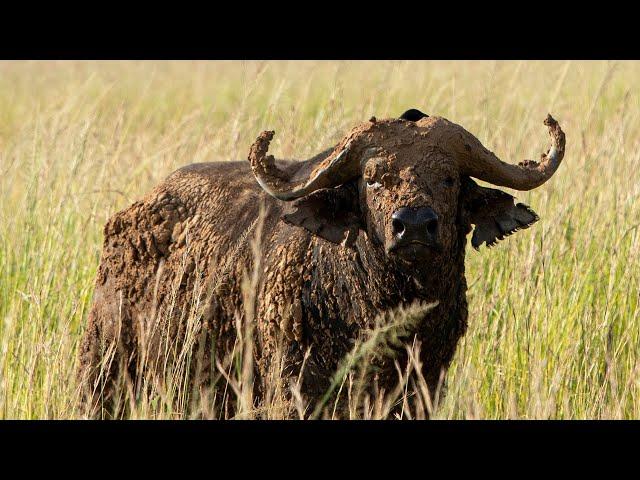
[392,218,405,237]
[426,218,438,237]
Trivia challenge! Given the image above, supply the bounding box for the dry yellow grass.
[1,60,639,419]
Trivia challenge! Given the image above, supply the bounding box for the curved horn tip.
[254,130,275,150]
[542,114,565,153]
[543,114,565,143]
[544,114,557,127]
[248,130,276,164]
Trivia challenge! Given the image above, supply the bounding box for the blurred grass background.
[0,60,638,418]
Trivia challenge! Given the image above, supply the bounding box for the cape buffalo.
[78,110,566,418]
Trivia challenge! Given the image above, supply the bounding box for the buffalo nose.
[391,207,439,246]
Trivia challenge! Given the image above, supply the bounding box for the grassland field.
[0,60,638,419]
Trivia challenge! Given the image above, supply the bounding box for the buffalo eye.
[443,176,455,187]
[363,159,387,189]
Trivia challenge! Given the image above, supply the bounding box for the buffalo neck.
[349,230,468,315]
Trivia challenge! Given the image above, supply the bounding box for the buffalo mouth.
[387,239,443,262]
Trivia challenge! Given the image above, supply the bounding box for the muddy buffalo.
[78,110,566,417]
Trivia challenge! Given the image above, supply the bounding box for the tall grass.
[0,60,638,418]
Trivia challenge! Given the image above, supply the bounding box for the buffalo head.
[248,109,565,266]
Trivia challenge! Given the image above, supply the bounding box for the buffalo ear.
[461,177,539,250]
[282,182,362,247]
